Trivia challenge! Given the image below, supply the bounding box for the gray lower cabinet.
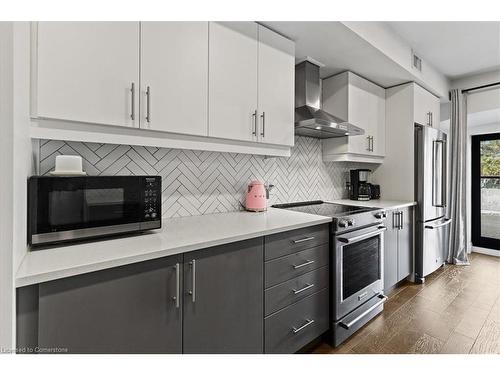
[263,224,330,353]
[182,238,264,353]
[384,212,399,289]
[384,206,414,292]
[265,289,329,354]
[34,254,183,353]
[17,238,264,354]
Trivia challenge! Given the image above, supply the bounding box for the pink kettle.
[245,180,268,212]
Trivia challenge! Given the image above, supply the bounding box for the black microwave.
[28,176,162,246]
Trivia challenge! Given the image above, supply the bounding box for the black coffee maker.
[350,169,372,201]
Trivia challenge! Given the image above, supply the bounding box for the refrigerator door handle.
[425,218,452,229]
[441,139,447,208]
[432,140,446,208]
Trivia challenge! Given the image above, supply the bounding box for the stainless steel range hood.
[295,61,364,138]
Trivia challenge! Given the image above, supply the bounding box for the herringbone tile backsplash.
[38,137,368,218]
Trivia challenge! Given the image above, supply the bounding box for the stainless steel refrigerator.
[414,124,452,282]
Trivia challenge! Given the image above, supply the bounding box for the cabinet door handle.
[292,283,315,295]
[292,319,315,334]
[293,260,315,269]
[292,236,315,244]
[430,112,433,126]
[189,260,196,303]
[399,211,404,230]
[130,82,135,121]
[260,112,265,137]
[252,110,257,136]
[173,263,180,308]
[370,136,374,152]
[145,86,151,125]
[366,136,371,151]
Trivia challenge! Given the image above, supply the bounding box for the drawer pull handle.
[293,260,315,269]
[292,236,315,244]
[339,294,387,330]
[292,283,315,294]
[292,319,315,334]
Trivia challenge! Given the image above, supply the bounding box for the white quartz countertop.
[327,199,417,210]
[16,208,332,287]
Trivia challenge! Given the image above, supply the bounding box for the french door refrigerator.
[414,124,452,282]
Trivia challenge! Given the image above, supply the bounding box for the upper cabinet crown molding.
[31,21,295,157]
[321,71,386,163]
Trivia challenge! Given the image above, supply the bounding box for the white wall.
[12,23,33,272]
[450,69,500,90]
[0,21,15,352]
[0,22,34,352]
[342,21,450,99]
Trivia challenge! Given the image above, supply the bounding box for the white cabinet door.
[347,73,385,157]
[208,22,258,142]
[429,95,440,128]
[141,22,208,136]
[36,22,140,127]
[413,84,440,127]
[257,26,295,147]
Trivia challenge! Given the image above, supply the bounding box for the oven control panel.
[335,210,387,233]
[143,177,161,220]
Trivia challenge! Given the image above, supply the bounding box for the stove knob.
[374,212,386,219]
[338,220,348,228]
[347,219,355,226]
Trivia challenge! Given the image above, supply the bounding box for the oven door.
[334,225,386,320]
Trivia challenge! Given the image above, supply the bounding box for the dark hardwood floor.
[313,252,500,354]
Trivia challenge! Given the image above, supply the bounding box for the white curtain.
[447,89,470,265]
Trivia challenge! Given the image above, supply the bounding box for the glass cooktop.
[272,200,377,217]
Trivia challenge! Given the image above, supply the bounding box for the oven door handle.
[339,294,388,330]
[337,226,386,244]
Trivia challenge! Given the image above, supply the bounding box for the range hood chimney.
[295,61,364,138]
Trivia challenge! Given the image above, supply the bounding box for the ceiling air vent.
[412,50,422,72]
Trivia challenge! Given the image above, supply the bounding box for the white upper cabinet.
[257,25,295,147]
[322,72,385,163]
[413,84,440,127]
[140,22,208,136]
[33,22,295,157]
[208,22,259,142]
[208,22,295,147]
[36,22,140,127]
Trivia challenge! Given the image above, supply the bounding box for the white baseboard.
[472,246,500,257]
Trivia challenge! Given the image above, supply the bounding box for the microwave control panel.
[144,177,161,220]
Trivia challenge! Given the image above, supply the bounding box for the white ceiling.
[387,22,500,79]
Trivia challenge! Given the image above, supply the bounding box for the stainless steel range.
[272,200,388,347]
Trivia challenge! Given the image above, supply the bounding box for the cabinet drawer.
[265,266,329,316]
[265,224,329,261]
[265,244,329,288]
[265,288,329,354]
